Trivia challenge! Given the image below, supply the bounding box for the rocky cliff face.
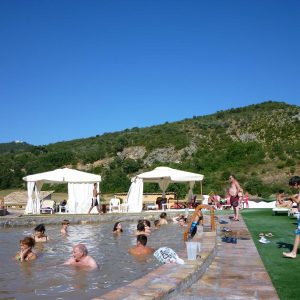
[117,146,146,160]
[116,142,198,166]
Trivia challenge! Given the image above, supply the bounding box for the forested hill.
[0,141,31,154]
[1,101,299,197]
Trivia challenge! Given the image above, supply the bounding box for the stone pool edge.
[0,212,188,228]
[92,231,217,300]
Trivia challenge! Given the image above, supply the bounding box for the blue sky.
[1,0,299,146]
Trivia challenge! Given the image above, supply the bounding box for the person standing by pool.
[128,234,154,256]
[88,183,101,214]
[283,176,300,259]
[15,236,37,262]
[228,175,243,221]
[64,244,98,269]
[243,191,250,208]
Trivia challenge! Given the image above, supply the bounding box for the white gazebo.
[126,166,204,212]
[23,168,101,214]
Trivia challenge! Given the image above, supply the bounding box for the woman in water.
[33,224,49,242]
[113,222,123,234]
[15,236,37,262]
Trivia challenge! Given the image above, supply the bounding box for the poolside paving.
[170,215,279,300]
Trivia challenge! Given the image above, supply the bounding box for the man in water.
[88,183,101,214]
[64,244,98,269]
[128,234,154,256]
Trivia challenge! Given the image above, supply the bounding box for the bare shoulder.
[86,256,98,269]
[147,247,155,254]
[27,252,37,261]
[128,247,135,255]
[292,194,300,203]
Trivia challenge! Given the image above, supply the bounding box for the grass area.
[241,209,300,300]
[0,189,20,198]
[50,192,68,202]
[0,189,123,205]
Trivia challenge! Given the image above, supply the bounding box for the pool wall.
[0,211,192,228]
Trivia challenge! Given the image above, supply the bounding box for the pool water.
[0,221,185,300]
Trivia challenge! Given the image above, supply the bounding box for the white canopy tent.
[23,168,101,214]
[127,166,204,212]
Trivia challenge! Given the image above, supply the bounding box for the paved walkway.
[171,215,279,300]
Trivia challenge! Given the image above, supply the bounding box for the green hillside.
[0,101,299,198]
[0,141,32,154]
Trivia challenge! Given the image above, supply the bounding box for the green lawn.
[241,209,300,300]
[0,189,19,198]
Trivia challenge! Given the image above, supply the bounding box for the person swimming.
[15,236,37,262]
[33,224,49,242]
[128,234,154,256]
[113,221,123,234]
[135,222,150,236]
[60,220,70,234]
[64,244,98,269]
[159,212,168,225]
[154,220,161,229]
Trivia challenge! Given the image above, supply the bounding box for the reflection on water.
[0,221,185,299]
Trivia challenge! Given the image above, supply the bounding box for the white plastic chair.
[120,198,129,212]
[58,203,69,213]
[109,197,120,213]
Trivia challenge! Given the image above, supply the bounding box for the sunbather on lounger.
[276,190,293,209]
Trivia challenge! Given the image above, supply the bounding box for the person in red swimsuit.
[243,192,249,208]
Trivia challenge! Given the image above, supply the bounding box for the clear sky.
[1,0,299,146]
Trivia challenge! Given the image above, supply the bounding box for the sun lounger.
[272,207,290,216]
[40,200,56,214]
[289,210,300,218]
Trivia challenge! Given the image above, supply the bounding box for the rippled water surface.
[0,221,185,299]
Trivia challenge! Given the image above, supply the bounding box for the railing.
[4,203,27,209]
[183,204,216,241]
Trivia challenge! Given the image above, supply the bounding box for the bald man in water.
[64,244,98,269]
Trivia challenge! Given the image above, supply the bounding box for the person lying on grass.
[283,176,300,259]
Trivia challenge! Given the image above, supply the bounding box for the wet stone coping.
[93,231,217,300]
[0,211,191,228]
